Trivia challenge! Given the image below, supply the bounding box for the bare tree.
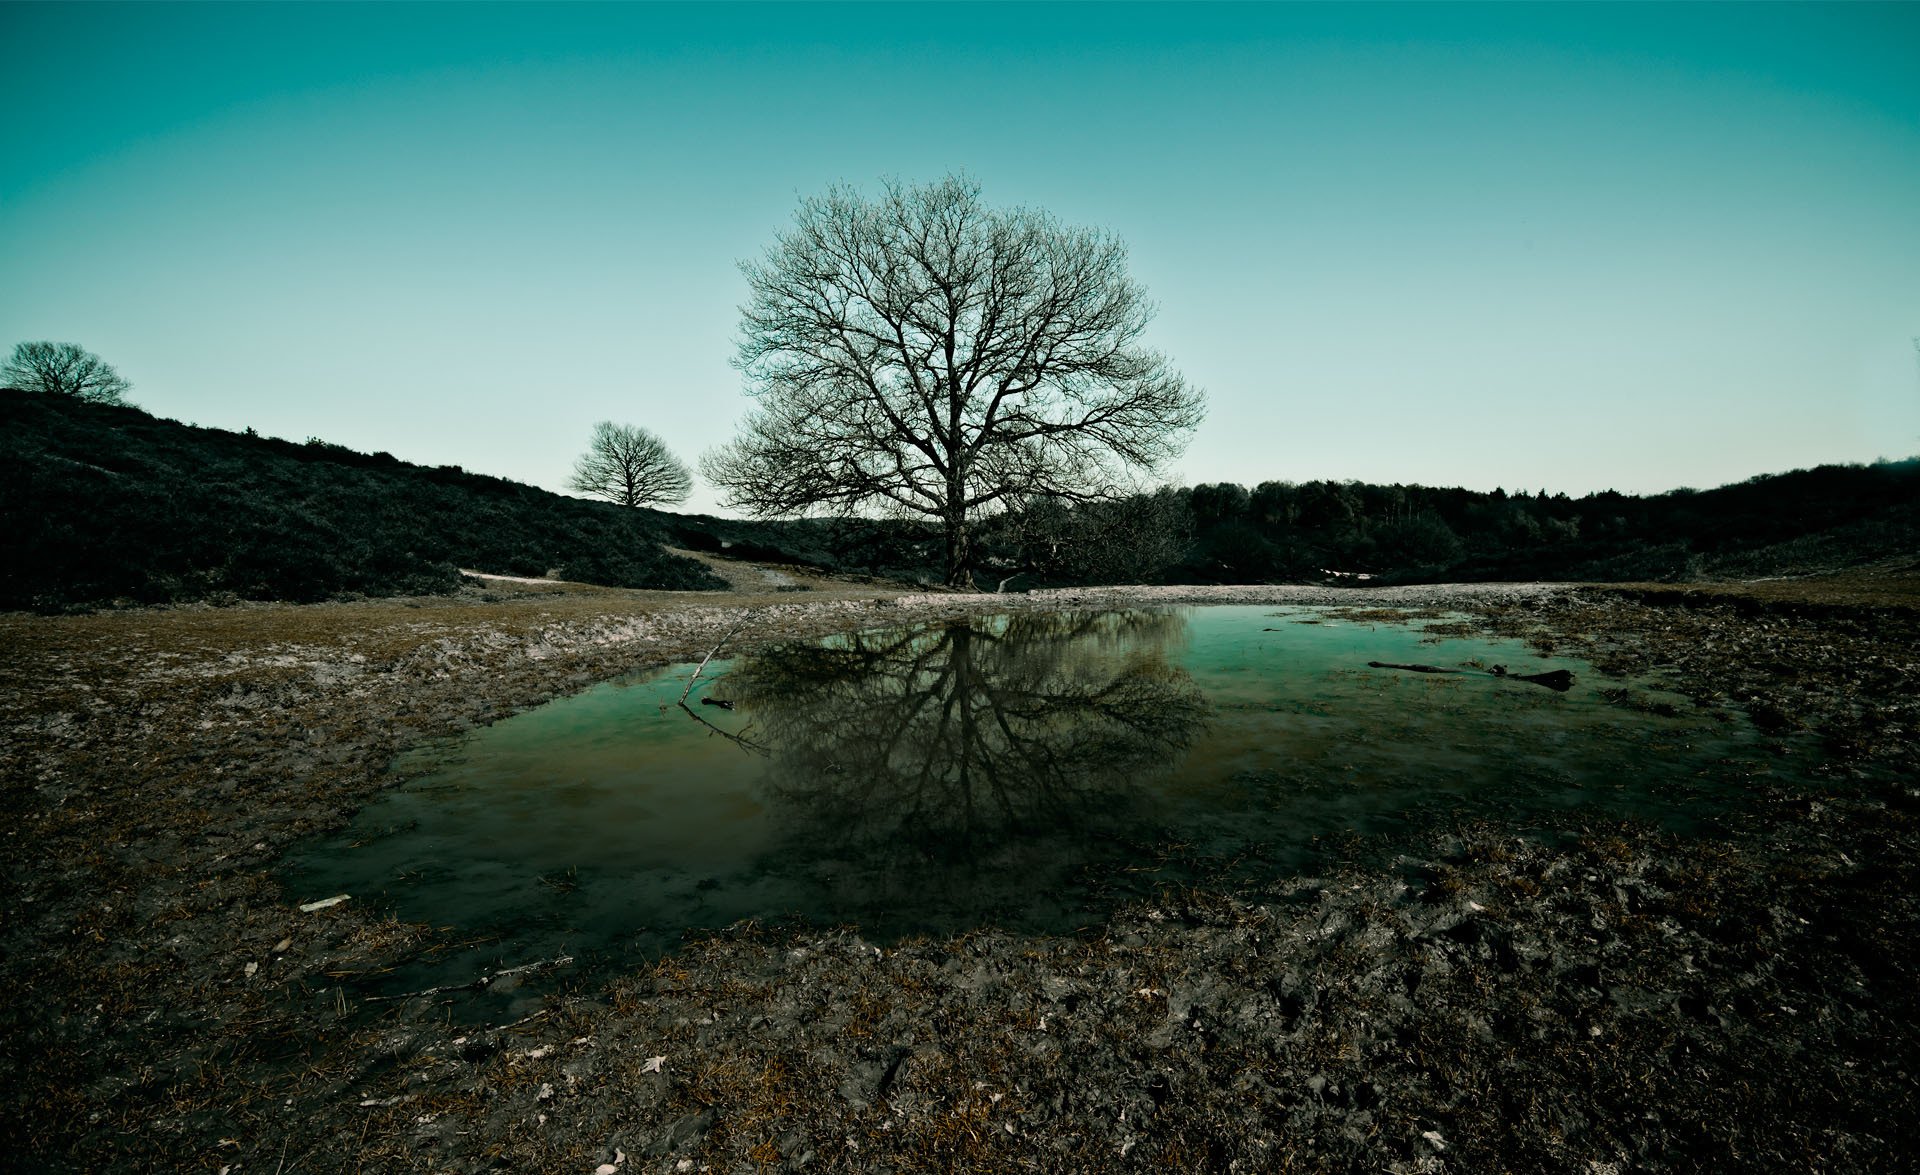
[703,175,1205,586]
[567,421,692,508]
[3,341,133,404]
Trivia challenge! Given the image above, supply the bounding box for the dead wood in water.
[1494,666,1576,691]
[1367,660,1576,691]
[671,613,770,753]
[679,614,754,703]
[1367,661,1463,675]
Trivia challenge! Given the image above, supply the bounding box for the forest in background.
[3,388,1915,612]
[652,458,1919,590]
[1149,460,1920,586]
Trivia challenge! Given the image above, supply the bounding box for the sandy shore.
[2,569,1915,1172]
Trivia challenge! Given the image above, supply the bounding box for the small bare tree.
[3,341,133,404]
[567,421,693,508]
[703,175,1205,586]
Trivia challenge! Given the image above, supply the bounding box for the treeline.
[645,463,1920,589]
[0,390,723,611]
[1151,466,1920,585]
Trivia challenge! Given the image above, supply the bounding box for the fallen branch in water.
[680,614,754,705]
[668,614,770,754]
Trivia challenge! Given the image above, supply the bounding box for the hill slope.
[0,390,724,611]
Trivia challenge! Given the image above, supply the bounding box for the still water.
[283,605,1787,997]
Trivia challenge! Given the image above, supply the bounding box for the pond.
[282,604,1793,1010]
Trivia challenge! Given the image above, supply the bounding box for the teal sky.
[3,2,1916,514]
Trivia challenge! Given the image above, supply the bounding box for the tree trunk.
[944,509,972,588]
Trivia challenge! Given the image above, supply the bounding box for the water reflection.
[721,610,1206,929]
[287,603,1796,1008]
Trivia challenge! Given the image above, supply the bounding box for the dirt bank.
[2,570,1915,1172]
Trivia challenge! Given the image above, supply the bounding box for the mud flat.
[2,571,1916,1172]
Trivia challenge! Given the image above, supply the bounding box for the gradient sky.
[3,2,1916,515]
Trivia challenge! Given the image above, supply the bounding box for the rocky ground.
[1,568,1916,1173]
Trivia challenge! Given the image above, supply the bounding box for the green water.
[283,605,1788,1004]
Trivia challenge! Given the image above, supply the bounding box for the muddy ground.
[2,567,1916,1173]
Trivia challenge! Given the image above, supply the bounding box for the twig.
[671,612,769,754]
[362,954,575,1003]
[484,1007,554,1036]
[677,699,771,757]
[679,614,754,704]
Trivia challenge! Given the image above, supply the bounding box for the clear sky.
[3,2,1916,514]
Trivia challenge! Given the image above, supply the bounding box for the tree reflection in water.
[722,610,1206,934]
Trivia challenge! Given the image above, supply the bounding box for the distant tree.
[1189,482,1251,529]
[1374,513,1466,567]
[703,174,1205,586]
[567,421,692,508]
[1249,480,1299,529]
[3,341,132,404]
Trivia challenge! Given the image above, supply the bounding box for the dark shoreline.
[2,577,1915,1172]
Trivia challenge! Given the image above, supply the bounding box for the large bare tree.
[703,175,1204,585]
[567,421,693,508]
[3,341,132,404]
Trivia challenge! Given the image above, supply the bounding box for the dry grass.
[1595,570,1920,612]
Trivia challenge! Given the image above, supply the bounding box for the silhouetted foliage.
[1155,464,1918,586]
[568,421,692,508]
[985,489,1192,587]
[4,341,132,404]
[0,390,723,611]
[646,511,942,583]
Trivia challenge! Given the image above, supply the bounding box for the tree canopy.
[568,421,693,508]
[703,175,1204,585]
[3,341,132,404]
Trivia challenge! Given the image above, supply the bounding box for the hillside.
[0,389,725,611]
